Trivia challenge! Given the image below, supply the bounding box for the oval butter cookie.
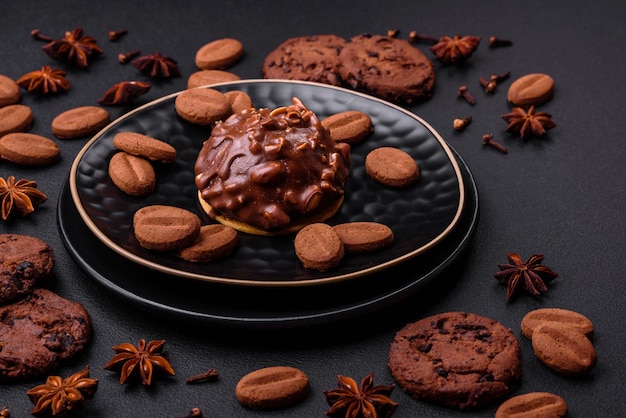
[176,224,238,262]
[51,106,110,139]
[333,222,393,253]
[365,147,420,187]
[133,205,201,251]
[195,38,244,70]
[187,69,241,89]
[113,132,176,163]
[175,88,230,125]
[0,74,21,107]
[0,132,60,166]
[321,110,373,145]
[0,104,33,137]
[294,223,344,271]
[108,151,156,196]
[236,366,310,410]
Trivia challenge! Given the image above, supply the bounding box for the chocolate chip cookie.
[338,34,436,104]
[388,312,522,410]
[263,34,347,86]
[0,234,54,304]
[0,288,92,382]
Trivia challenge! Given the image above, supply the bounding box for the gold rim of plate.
[69,79,466,287]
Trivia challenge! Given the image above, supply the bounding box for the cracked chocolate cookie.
[338,34,435,104]
[388,311,522,410]
[262,34,347,86]
[0,288,92,382]
[0,234,54,304]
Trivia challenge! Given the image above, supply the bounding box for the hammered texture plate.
[58,147,477,328]
[69,80,464,286]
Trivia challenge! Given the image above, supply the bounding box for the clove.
[118,50,141,64]
[457,85,476,105]
[30,29,53,42]
[489,36,513,48]
[482,133,508,154]
[408,31,438,44]
[480,71,511,93]
[108,29,128,42]
[179,407,203,418]
[186,368,219,384]
[453,116,472,132]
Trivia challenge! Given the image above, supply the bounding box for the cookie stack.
[0,234,92,382]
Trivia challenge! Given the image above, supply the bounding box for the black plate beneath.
[58,147,478,330]
[69,80,464,286]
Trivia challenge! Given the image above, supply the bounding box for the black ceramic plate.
[69,80,464,286]
[58,146,478,329]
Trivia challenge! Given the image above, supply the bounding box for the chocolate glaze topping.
[194,97,351,232]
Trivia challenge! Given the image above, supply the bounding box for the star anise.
[132,52,181,78]
[27,366,98,417]
[16,66,70,95]
[430,34,481,65]
[494,253,559,301]
[323,373,398,418]
[103,339,175,385]
[501,106,556,140]
[0,176,47,221]
[97,81,151,106]
[40,27,103,69]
